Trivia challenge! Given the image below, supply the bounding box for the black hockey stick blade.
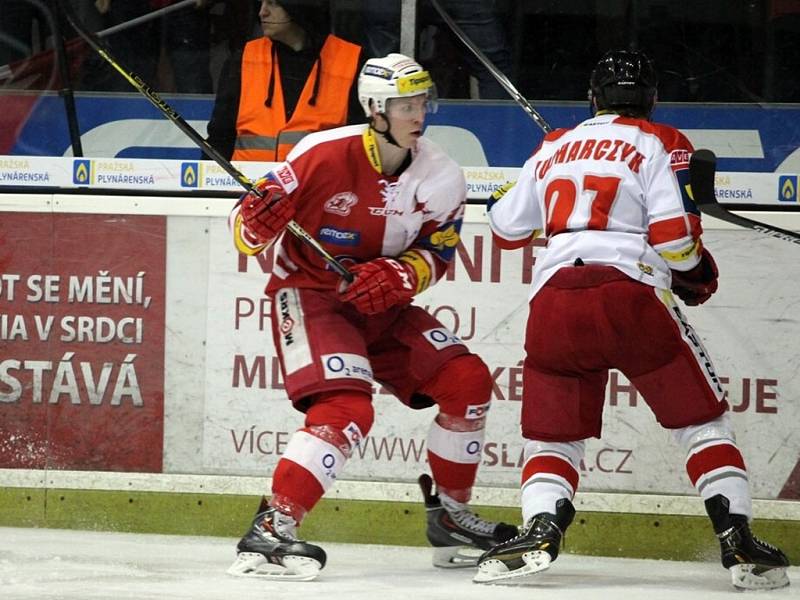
[689,149,800,245]
[56,0,353,280]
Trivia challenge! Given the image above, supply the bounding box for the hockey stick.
[428,0,552,134]
[689,149,800,245]
[95,0,198,39]
[56,0,353,281]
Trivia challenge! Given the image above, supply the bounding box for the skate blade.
[473,550,552,584]
[227,552,322,581]
[730,564,790,590]
[432,545,483,568]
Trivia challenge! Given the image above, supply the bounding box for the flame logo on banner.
[779,176,797,202]
[181,162,199,188]
[72,159,92,185]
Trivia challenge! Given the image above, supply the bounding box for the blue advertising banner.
[5,93,800,174]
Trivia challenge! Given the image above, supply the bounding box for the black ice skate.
[419,473,518,568]
[227,505,327,581]
[705,494,790,590]
[473,498,575,583]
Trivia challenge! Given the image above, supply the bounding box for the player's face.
[385,94,428,148]
[259,0,292,37]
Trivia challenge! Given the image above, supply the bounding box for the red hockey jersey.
[231,124,466,294]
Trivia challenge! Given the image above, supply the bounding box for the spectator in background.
[90,0,212,93]
[205,0,363,162]
[207,0,260,56]
[363,0,513,99]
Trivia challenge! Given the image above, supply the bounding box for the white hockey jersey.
[488,113,703,299]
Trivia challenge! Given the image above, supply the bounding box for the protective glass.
[385,88,439,120]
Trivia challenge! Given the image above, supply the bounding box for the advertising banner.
[0,156,791,208]
[200,220,800,500]
[0,213,167,471]
[6,94,800,173]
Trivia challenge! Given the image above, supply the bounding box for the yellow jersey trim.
[399,250,432,294]
[233,213,270,256]
[659,239,699,263]
[362,127,382,174]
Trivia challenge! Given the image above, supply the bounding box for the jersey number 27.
[544,175,622,236]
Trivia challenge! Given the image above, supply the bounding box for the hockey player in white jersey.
[474,50,789,590]
[226,53,516,581]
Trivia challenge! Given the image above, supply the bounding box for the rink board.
[0,189,799,560]
[1,478,798,563]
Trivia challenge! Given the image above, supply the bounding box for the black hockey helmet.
[590,50,657,118]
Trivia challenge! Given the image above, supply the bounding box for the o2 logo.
[321,452,338,479]
[466,440,482,456]
[424,328,462,350]
[322,353,373,382]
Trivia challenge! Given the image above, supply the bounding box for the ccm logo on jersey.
[369,206,403,216]
[273,163,298,193]
[324,192,358,216]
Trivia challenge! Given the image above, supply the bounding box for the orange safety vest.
[232,35,360,162]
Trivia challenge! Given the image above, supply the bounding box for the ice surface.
[0,527,796,600]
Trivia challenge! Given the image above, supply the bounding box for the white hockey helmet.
[358,53,436,118]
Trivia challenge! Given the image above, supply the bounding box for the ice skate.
[705,495,790,590]
[419,474,518,568]
[227,506,327,581]
[474,498,575,584]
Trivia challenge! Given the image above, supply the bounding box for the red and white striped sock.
[520,440,583,523]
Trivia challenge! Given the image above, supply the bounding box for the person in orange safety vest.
[206,0,364,162]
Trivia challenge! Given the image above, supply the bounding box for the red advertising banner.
[0,213,166,471]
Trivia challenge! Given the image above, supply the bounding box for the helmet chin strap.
[370,114,402,147]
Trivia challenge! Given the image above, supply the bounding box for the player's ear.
[371,111,390,133]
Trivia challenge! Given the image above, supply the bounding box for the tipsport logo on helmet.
[396,71,433,95]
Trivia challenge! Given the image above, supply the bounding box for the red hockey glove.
[671,248,719,306]
[338,257,419,315]
[239,178,295,244]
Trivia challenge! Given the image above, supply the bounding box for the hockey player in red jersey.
[226,53,516,581]
[474,50,790,590]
